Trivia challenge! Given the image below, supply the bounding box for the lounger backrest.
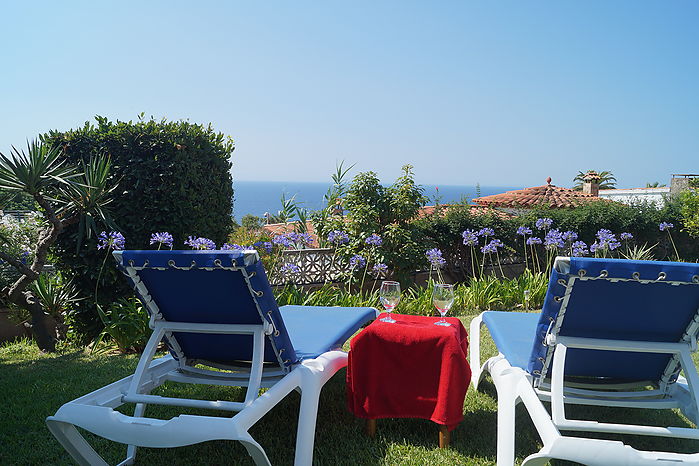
[528,257,699,384]
[113,250,298,370]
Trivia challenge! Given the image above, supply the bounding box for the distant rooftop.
[473,177,605,209]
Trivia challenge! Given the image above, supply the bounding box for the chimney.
[582,170,600,196]
[670,174,693,196]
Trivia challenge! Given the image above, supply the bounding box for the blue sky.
[1,1,697,188]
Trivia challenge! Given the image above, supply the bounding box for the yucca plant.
[0,140,117,351]
[621,243,657,261]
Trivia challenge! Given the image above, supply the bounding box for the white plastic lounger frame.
[470,258,699,466]
[46,253,376,466]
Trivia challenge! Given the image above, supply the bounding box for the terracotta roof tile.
[473,183,606,209]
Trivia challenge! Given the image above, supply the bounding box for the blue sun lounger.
[470,257,699,465]
[46,250,377,465]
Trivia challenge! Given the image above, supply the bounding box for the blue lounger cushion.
[482,311,541,371]
[280,305,376,360]
[527,257,699,382]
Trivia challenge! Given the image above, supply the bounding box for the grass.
[2,314,699,465]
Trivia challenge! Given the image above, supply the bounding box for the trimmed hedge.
[416,198,699,281]
[43,116,234,337]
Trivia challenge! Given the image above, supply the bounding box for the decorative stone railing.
[269,248,343,286]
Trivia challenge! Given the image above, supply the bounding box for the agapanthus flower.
[149,232,173,249]
[561,231,578,242]
[184,236,216,250]
[426,248,446,268]
[272,233,294,248]
[481,239,503,254]
[327,230,349,245]
[594,229,621,251]
[462,229,479,246]
[659,222,674,231]
[253,241,274,254]
[526,237,542,245]
[221,243,245,250]
[98,231,126,251]
[478,227,494,237]
[571,241,589,257]
[20,250,30,264]
[620,232,633,240]
[516,226,532,236]
[279,262,301,276]
[544,229,565,250]
[365,233,383,247]
[349,254,366,269]
[535,218,553,230]
[372,263,388,276]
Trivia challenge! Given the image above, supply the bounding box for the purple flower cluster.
[150,232,173,249]
[372,263,388,276]
[659,222,674,231]
[462,229,479,246]
[221,243,245,251]
[478,227,494,237]
[253,241,274,254]
[327,230,349,245]
[544,229,565,250]
[571,241,589,257]
[526,237,542,245]
[184,236,216,250]
[516,226,532,236]
[365,233,383,246]
[561,231,578,242]
[620,232,633,240]
[349,254,366,269]
[273,232,313,249]
[481,239,503,254]
[535,218,553,230]
[98,231,126,251]
[426,248,446,268]
[590,229,621,253]
[279,263,301,276]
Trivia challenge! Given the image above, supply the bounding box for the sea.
[232,181,520,221]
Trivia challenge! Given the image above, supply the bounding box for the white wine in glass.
[379,280,400,323]
[433,283,454,327]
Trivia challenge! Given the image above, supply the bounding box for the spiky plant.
[0,140,117,351]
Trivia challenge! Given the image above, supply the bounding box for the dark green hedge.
[43,116,234,337]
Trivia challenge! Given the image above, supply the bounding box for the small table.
[346,313,471,447]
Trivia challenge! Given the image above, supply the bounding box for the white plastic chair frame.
[46,255,365,466]
[470,266,699,465]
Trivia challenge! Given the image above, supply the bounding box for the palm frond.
[0,140,80,195]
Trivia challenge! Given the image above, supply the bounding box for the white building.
[598,187,669,207]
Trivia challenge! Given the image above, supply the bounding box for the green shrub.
[312,165,428,283]
[43,116,234,336]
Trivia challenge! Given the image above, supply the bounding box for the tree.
[646,181,667,188]
[572,170,617,191]
[241,214,263,231]
[0,140,116,351]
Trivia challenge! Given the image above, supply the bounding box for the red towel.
[346,313,471,431]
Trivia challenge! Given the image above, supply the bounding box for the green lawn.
[2,314,698,465]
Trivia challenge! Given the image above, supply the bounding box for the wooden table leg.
[366,418,377,437]
[438,424,450,448]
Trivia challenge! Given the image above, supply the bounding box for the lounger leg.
[121,402,147,465]
[45,418,109,466]
[294,376,323,466]
[495,380,518,466]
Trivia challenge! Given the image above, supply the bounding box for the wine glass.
[432,283,454,326]
[379,281,400,323]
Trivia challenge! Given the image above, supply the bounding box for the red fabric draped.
[346,313,471,431]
